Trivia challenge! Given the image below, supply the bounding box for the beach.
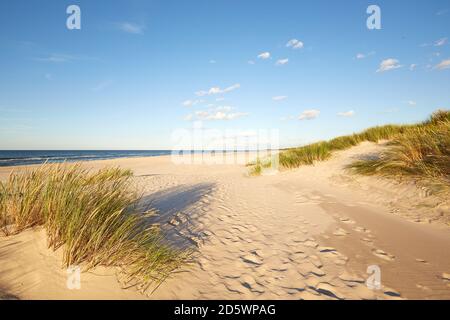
[1,142,449,300]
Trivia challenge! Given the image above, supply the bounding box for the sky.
[0,0,449,150]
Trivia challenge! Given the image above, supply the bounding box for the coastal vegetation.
[250,110,450,195]
[0,164,184,292]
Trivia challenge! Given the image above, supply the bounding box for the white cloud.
[257,52,271,59]
[337,110,355,117]
[409,64,418,71]
[182,99,203,107]
[184,114,193,121]
[355,51,375,59]
[195,83,240,96]
[434,59,450,70]
[216,97,225,102]
[406,100,417,106]
[435,37,448,46]
[276,58,289,66]
[272,96,288,101]
[117,22,144,34]
[189,105,248,121]
[421,37,448,48]
[286,39,304,49]
[376,58,402,72]
[216,105,234,111]
[195,110,248,121]
[299,109,320,120]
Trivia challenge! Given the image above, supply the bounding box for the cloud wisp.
[184,104,248,121]
[276,58,289,66]
[195,83,240,97]
[337,110,355,117]
[272,96,288,101]
[435,37,448,47]
[355,51,375,59]
[257,52,271,60]
[182,99,203,107]
[117,22,145,34]
[434,59,450,70]
[286,39,304,49]
[299,109,320,120]
[377,58,402,72]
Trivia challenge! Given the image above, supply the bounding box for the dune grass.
[248,157,274,176]
[0,164,184,292]
[278,124,411,169]
[347,110,450,194]
[248,110,449,181]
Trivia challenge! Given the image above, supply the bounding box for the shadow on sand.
[136,183,215,250]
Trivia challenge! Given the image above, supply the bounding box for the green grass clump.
[248,110,450,187]
[348,111,450,194]
[0,164,184,292]
[247,156,276,176]
[278,124,413,169]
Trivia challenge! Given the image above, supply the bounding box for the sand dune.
[1,142,449,299]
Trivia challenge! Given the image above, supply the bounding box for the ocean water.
[0,150,172,167]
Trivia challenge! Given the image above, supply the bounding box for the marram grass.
[0,164,185,292]
[249,109,450,191]
[347,111,450,195]
[277,124,411,169]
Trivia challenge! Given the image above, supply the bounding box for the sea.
[0,150,173,167]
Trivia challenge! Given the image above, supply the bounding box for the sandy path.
[0,143,449,299]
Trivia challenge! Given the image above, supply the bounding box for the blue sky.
[0,0,449,150]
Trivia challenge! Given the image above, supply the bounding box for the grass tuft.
[277,124,413,169]
[0,164,184,292]
[348,111,450,194]
[248,109,450,195]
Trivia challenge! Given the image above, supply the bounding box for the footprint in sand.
[241,253,263,266]
[333,228,349,237]
[372,249,395,261]
[314,283,345,300]
[297,261,326,277]
[339,217,356,224]
[240,275,265,294]
[441,273,450,281]
[360,237,374,245]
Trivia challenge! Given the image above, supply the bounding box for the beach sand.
[1,142,449,300]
